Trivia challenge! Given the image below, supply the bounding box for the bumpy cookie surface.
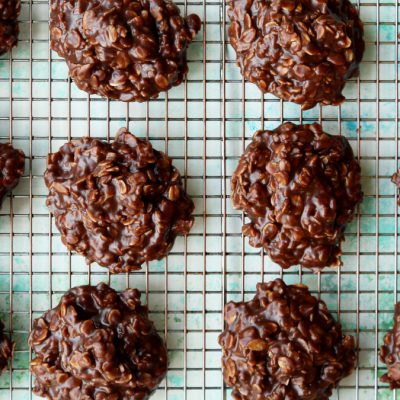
[228,0,364,109]
[0,318,13,374]
[0,142,25,208]
[231,122,362,271]
[29,283,168,400]
[50,0,201,101]
[219,279,356,400]
[380,303,400,389]
[45,129,194,273]
[0,0,20,55]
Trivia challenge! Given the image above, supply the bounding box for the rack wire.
[0,0,398,399]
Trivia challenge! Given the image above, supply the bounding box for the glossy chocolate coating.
[0,318,13,374]
[0,142,25,208]
[29,283,168,400]
[45,129,194,273]
[0,0,20,55]
[380,303,400,389]
[231,122,362,271]
[50,0,201,101]
[219,279,356,400]
[228,0,364,110]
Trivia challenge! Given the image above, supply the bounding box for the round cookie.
[218,278,356,400]
[231,122,362,271]
[0,0,21,56]
[45,129,194,273]
[50,0,201,101]
[228,0,364,110]
[0,142,25,208]
[29,283,168,400]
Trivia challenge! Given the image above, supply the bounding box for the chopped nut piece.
[247,339,268,351]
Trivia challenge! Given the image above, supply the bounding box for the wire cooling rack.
[0,0,399,399]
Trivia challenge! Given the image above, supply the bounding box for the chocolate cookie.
[219,279,356,400]
[0,318,13,374]
[45,129,194,273]
[228,0,364,110]
[29,283,168,400]
[0,0,20,56]
[380,302,400,389]
[0,142,25,208]
[231,122,362,271]
[50,0,201,101]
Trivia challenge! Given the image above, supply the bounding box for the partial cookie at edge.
[0,0,21,55]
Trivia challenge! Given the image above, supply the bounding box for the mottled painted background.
[0,0,399,399]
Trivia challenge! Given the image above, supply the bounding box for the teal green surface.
[0,0,400,399]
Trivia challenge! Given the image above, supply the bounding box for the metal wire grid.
[0,0,398,399]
